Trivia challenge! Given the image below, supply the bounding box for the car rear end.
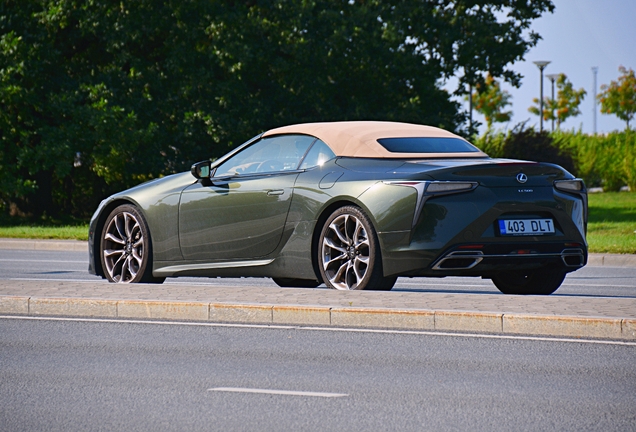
[380,159,587,291]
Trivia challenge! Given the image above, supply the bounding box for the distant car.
[88,121,587,294]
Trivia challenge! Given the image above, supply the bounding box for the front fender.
[89,172,195,277]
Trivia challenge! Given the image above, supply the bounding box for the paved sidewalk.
[1,279,635,340]
[1,238,635,340]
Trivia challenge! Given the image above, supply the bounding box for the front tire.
[318,206,396,291]
[100,204,164,284]
[492,268,565,295]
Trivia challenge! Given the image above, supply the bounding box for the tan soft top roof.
[262,121,487,158]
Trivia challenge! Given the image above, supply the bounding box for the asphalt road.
[1,249,635,298]
[1,317,634,431]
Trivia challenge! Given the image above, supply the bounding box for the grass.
[587,192,636,254]
[0,192,634,253]
[0,225,89,241]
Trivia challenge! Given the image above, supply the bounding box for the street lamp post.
[533,61,551,132]
[546,73,559,132]
[468,83,474,134]
[592,67,598,134]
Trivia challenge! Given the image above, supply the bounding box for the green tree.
[598,66,636,129]
[529,74,585,128]
[471,74,512,129]
[0,0,555,219]
[553,74,586,128]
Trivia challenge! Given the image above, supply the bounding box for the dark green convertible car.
[89,121,587,295]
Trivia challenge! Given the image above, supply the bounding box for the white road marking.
[0,259,86,263]
[402,282,636,289]
[563,283,636,288]
[398,282,490,288]
[5,277,245,287]
[1,315,635,347]
[8,278,105,283]
[397,280,636,289]
[207,387,347,398]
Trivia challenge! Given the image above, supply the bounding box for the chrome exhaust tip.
[433,251,484,270]
[561,248,585,267]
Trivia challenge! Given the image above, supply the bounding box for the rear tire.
[272,278,321,288]
[100,204,165,284]
[318,205,396,291]
[492,268,565,295]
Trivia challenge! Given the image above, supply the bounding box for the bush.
[473,125,575,173]
[472,130,507,158]
[475,127,636,191]
[553,130,635,191]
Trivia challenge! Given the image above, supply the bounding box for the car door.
[178,134,316,261]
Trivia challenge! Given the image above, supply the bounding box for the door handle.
[267,189,284,196]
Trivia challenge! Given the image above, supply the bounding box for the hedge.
[474,128,636,191]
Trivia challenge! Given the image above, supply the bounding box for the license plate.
[498,219,555,236]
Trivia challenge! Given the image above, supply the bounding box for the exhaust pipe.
[561,248,585,267]
[433,251,484,270]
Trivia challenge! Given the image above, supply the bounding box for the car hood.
[111,171,195,200]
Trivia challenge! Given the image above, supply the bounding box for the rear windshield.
[377,137,480,153]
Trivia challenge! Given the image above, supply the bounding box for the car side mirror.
[191,161,211,179]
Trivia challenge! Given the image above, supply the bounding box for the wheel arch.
[310,198,376,282]
[90,198,143,278]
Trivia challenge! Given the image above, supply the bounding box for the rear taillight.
[554,179,585,193]
[426,181,477,194]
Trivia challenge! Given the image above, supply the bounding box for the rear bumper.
[430,245,586,275]
[380,235,589,277]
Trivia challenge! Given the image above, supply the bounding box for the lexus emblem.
[516,173,528,184]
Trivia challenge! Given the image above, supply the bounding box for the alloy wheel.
[102,211,145,283]
[321,213,371,290]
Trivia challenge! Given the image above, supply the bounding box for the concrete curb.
[1,238,635,267]
[0,238,87,252]
[586,254,636,267]
[1,295,634,340]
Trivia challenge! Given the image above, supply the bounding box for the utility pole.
[533,61,551,132]
[546,74,559,132]
[592,67,598,134]
[468,83,473,134]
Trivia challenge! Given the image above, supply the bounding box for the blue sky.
[460,0,636,134]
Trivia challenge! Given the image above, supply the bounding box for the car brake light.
[554,179,584,192]
[458,244,484,249]
[426,181,477,194]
